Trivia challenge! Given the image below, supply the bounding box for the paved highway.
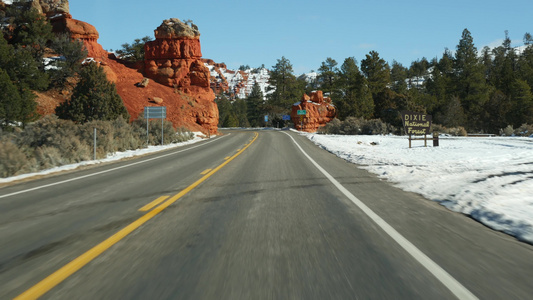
[1,130,533,299]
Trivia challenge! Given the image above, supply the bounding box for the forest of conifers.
[224,29,533,134]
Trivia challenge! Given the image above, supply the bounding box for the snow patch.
[304,133,533,244]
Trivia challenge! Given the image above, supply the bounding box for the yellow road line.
[138,196,169,212]
[224,156,231,160]
[200,169,212,175]
[15,132,259,300]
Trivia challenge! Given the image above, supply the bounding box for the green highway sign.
[297,110,306,115]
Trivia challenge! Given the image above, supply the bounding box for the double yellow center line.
[15,132,259,300]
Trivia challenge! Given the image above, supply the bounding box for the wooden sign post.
[401,111,438,148]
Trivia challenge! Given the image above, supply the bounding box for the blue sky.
[71,0,532,74]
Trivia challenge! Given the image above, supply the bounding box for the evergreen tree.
[490,32,518,95]
[0,33,49,90]
[518,42,533,89]
[454,28,489,130]
[390,60,408,94]
[233,98,249,127]
[49,34,88,86]
[56,63,129,123]
[317,57,338,95]
[484,90,512,133]
[267,56,302,113]
[408,57,429,89]
[426,50,455,121]
[361,51,392,120]
[335,57,374,119]
[215,94,232,127]
[0,68,22,129]
[115,36,153,62]
[524,32,533,46]
[361,51,391,97]
[509,79,533,126]
[246,82,264,127]
[4,4,53,61]
[222,113,238,127]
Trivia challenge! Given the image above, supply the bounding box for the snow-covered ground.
[304,133,533,244]
[0,133,209,185]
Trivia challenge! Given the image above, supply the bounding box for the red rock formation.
[143,19,208,88]
[291,91,336,132]
[50,16,107,59]
[17,2,219,134]
[141,18,218,133]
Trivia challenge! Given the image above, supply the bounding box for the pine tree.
[509,79,533,126]
[246,82,264,127]
[4,4,53,61]
[426,50,455,121]
[361,51,391,97]
[390,60,408,94]
[490,32,518,95]
[233,98,249,127]
[0,33,49,91]
[49,34,88,86]
[116,36,153,62]
[518,41,533,89]
[267,56,302,113]
[335,57,374,119]
[317,57,338,95]
[454,28,489,130]
[56,63,129,123]
[215,94,232,127]
[408,57,429,89]
[0,68,22,129]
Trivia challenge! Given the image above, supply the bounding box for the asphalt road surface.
[1,129,533,300]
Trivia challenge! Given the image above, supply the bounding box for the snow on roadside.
[0,133,209,185]
[304,133,533,244]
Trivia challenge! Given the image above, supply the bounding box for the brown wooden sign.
[401,111,432,135]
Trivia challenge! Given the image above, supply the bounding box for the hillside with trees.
[218,28,533,135]
[0,2,193,178]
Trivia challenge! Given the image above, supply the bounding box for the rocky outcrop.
[6,1,219,134]
[50,17,106,59]
[144,18,206,88]
[29,0,70,18]
[142,18,218,133]
[291,91,336,132]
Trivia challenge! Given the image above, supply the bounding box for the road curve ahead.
[1,129,533,300]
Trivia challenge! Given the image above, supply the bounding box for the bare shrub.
[515,124,533,137]
[175,127,195,142]
[318,118,342,134]
[431,124,467,136]
[501,125,514,136]
[19,115,79,149]
[0,115,194,178]
[34,146,67,169]
[0,139,30,177]
[111,116,143,151]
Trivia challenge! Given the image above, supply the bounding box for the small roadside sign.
[144,106,166,119]
[264,115,268,123]
[282,115,291,121]
[143,106,166,146]
[297,110,306,115]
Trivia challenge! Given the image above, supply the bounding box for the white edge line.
[282,132,478,300]
[0,135,228,199]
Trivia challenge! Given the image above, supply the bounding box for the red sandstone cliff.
[141,18,218,133]
[14,1,219,134]
[291,91,336,132]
